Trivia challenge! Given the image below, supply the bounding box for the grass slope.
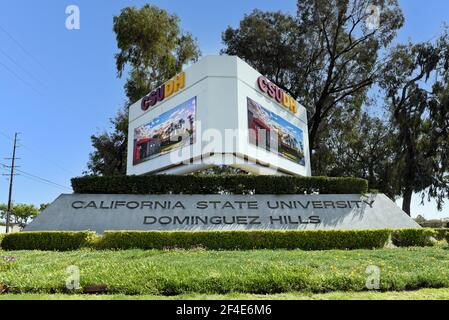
[0,245,448,295]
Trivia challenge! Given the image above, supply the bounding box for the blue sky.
[0,0,448,219]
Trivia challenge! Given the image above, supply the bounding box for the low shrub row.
[0,231,96,251]
[71,174,368,195]
[0,228,441,251]
[434,228,449,241]
[96,229,391,250]
[391,228,436,247]
[417,220,449,228]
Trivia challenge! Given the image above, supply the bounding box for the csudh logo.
[141,72,185,111]
[257,75,298,114]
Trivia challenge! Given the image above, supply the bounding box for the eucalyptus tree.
[380,34,449,214]
[87,5,200,176]
[222,0,404,172]
[326,112,399,198]
[113,4,200,104]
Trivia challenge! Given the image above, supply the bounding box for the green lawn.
[2,288,449,300]
[0,245,448,297]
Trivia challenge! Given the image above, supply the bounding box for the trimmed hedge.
[96,229,391,250]
[71,174,368,195]
[391,228,436,247]
[434,228,449,241]
[1,231,96,251]
[2,229,436,251]
[418,221,448,228]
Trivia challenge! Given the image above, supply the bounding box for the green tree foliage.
[87,5,200,176]
[222,0,404,167]
[114,5,200,104]
[325,112,399,198]
[87,108,128,176]
[39,203,50,211]
[379,34,449,214]
[0,203,40,229]
[221,1,449,215]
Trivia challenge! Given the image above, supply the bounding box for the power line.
[0,24,48,73]
[0,162,71,191]
[18,173,71,191]
[0,130,13,141]
[0,130,78,176]
[0,47,44,87]
[0,59,42,95]
[17,143,78,176]
[16,168,72,190]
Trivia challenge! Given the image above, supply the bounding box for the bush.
[5,229,439,251]
[96,229,390,250]
[434,228,449,241]
[1,231,96,251]
[391,228,436,247]
[71,175,368,195]
[0,233,4,247]
[418,220,449,228]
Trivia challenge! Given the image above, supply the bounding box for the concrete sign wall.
[25,193,420,233]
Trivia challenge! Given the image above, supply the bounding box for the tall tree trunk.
[308,113,321,155]
[402,187,413,216]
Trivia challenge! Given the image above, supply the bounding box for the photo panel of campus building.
[247,97,305,166]
[133,97,196,165]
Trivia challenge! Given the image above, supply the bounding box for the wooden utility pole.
[5,132,19,233]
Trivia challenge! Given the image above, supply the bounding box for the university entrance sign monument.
[25,56,419,232]
[26,193,419,233]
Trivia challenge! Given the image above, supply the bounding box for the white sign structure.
[127,55,311,176]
